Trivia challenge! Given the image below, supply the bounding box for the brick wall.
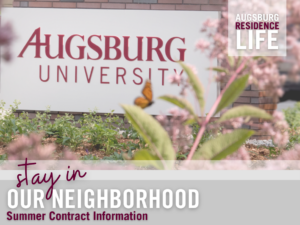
[232,85,276,140]
[12,0,226,10]
[10,0,275,140]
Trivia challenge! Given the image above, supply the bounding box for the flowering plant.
[120,0,300,169]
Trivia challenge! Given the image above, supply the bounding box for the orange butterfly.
[134,80,154,109]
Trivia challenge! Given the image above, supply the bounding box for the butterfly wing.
[134,97,150,109]
[142,80,153,102]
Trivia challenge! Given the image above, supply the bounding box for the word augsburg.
[18,28,186,62]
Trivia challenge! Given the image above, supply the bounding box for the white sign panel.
[1,8,218,115]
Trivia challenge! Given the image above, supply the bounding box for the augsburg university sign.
[18,28,186,86]
[1,8,218,114]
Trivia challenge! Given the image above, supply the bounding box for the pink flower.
[156,114,168,127]
[276,88,284,97]
[169,107,179,116]
[2,50,12,61]
[180,88,188,97]
[277,145,300,160]
[196,39,210,52]
[203,19,219,28]
[230,117,244,129]
[273,111,285,121]
[6,134,56,161]
[0,23,14,46]
[168,72,181,85]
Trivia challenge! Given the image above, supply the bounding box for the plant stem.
[186,60,247,161]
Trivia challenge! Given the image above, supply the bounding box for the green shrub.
[283,102,300,129]
[283,102,300,149]
[0,101,147,159]
[0,100,21,143]
[191,122,221,146]
[79,111,119,151]
[80,154,100,160]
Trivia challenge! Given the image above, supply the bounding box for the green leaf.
[133,149,164,170]
[253,56,267,61]
[193,129,254,160]
[215,74,249,115]
[227,55,235,67]
[178,61,205,113]
[218,105,272,122]
[158,95,198,119]
[62,137,70,145]
[209,67,228,74]
[253,56,261,60]
[121,105,175,165]
[183,118,197,126]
